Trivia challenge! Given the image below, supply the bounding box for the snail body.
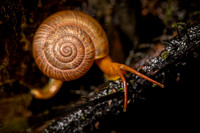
[32,10,164,111]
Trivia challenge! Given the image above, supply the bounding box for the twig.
[43,21,200,133]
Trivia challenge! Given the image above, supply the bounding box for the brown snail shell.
[33,10,109,81]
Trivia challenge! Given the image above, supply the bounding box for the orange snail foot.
[105,63,164,112]
[31,78,63,99]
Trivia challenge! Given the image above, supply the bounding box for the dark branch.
[43,21,200,133]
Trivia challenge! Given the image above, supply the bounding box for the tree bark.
[43,21,200,132]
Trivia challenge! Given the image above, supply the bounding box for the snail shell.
[33,10,109,81]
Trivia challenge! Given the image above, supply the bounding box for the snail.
[32,10,164,112]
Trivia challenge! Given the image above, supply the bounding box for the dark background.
[0,0,199,132]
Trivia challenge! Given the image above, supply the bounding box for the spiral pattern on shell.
[33,10,109,81]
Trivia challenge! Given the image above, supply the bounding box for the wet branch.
[43,21,200,133]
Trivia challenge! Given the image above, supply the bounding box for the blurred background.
[0,0,200,132]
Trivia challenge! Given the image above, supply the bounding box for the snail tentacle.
[95,56,164,112]
[32,10,164,112]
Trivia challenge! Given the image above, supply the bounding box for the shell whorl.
[33,10,108,81]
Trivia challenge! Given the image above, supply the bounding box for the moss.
[172,22,186,29]
[164,0,174,25]
[161,50,170,60]
[0,94,32,133]
[2,117,28,133]
[129,80,134,85]
[118,88,124,92]
[81,116,86,120]
[152,84,158,88]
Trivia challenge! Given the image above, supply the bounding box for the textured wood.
[43,20,200,132]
